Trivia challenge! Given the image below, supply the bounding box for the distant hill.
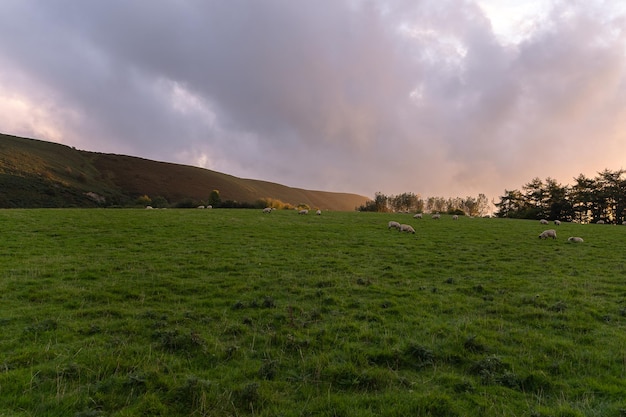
[0,133,369,210]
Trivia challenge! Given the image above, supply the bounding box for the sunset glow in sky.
[0,1,625,200]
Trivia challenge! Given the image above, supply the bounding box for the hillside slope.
[0,133,369,210]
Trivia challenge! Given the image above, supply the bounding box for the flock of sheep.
[263,207,322,215]
[386,212,450,235]
[259,207,625,244]
[538,218,586,243]
[388,211,461,234]
[386,213,595,243]
[521,216,622,243]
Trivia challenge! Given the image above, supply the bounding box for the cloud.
[0,0,624,201]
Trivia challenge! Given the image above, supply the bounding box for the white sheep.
[197,205,205,209]
[596,220,605,224]
[207,205,213,209]
[623,221,626,225]
[554,220,561,226]
[262,207,272,213]
[538,229,557,239]
[399,224,416,234]
[298,209,309,215]
[388,221,401,230]
[145,205,154,209]
[568,236,584,243]
[540,219,549,225]
[432,214,441,220]
[452,215,459,220]
[413,213,423,219]
[316,209,322,215]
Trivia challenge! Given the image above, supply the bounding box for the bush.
[136,195,152,206]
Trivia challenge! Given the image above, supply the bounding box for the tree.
[358,192,389,212]
[390,192,421,212]
[425,196,446,213]
[208,189,221,208]
[446,197,464,213]
[597,169,626,223]
[357,199,377,212]
[494,189,524,218]
[522,177,547,219]
[464,194,490,217]
[475,193,490,217]
[544,177,571,221]
[571,174,596,223]
[494,169,624,223]
[373,192,389,212]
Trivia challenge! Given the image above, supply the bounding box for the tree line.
[358,192,490,217]
[494,168,626,224]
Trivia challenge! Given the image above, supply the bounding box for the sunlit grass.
[0,209,625,416]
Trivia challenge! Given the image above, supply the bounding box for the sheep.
[413,213,423,219]
[540,219,549,225]
[452,215,459,220]
[298,209,309,215]
[145,205,154,209]
[554,220,561,226]
[388,221,401,230]
[596,220,605,224]
[316,209,322,215]
[262,207,272,213]
[399,224,416,234]
[538,229,557,239]
[432,214,441,220]
[568,236,584,243]
[623,221,626,225]
[207,205,213,209]
[197,205,205,209]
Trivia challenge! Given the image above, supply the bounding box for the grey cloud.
[0,0,624,200]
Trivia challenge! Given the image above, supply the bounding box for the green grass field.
[1,209,625,416]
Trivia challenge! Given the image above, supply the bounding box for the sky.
[0,0,625,202]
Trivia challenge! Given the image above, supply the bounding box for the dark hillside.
[0,133,369,210]
[87,152,368,210]
[0,134,121,207]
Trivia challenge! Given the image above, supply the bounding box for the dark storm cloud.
[0,0,624,201]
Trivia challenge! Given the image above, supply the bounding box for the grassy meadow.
[1,208,625,416]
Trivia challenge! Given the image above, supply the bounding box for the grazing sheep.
[388,221,401,230]
[554,220,561,226]
[623,221,626,225]
[399,224,416,234]
[298,209,309,215]
[145,205,154,209]
[316,209,322,215]
[452,215,459,220]
[197,205,205,209]
[432,214,441,220]
[596,220,605,224]
[207,205,212,209]
[262,207,272,213]
[538,229,557,239]
[413,213,423,219]
[540,219,549,225]
[568,236,584,243]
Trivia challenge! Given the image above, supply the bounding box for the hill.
[0,133,369,210]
